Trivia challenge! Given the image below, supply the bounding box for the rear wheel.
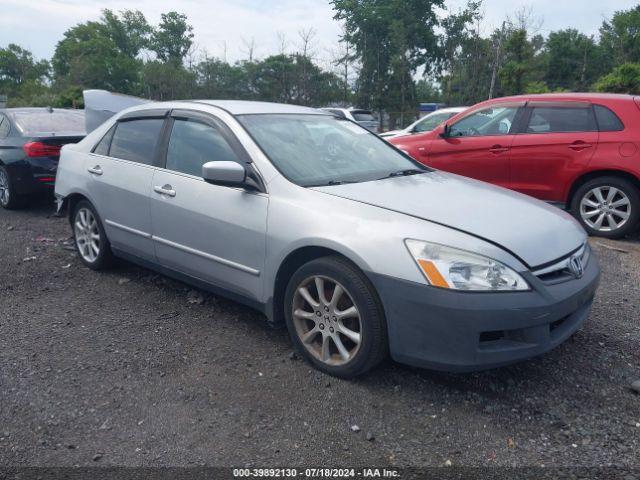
[0,166,24,209]
[284,256,387,378]
[572,176,640,239]
[72,200,113,270]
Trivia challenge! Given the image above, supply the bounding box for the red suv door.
[425,102,524,187]
[509,101,599,202]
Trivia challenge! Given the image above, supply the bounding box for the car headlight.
[405,239,529,291]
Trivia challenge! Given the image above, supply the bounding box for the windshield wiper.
[305,180,355,188]
[378,169,426,180]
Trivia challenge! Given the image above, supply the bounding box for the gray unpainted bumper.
[370,252,600,372]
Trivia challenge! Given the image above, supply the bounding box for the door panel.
[509,103,599,201]
[86,117,165,261]
[424,104,523,187]
[150,170,268,301]
[149,112,268,301]
[87,154,156,261]
[427,135,514,186]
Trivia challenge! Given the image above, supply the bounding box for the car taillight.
[23,142,62,158]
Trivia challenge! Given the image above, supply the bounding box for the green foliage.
[142,60,196,100]
[150,12,194,64]
[415,79,442,102]
[498,29,534,95]
[5,3,640,113]
[543,29,603,91]
[101,9,152,57]
[52,19,143,94]
[331,0,444,125]
[595,63,640,94]
[0,44,50,98]
[599,5,640,67]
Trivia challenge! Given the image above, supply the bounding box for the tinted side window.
[92,125,115,155]
[594,105,624,131]
[109,119,164,164]
[0,116,9,138]
[166,119,241,177]
[525,106,596,133]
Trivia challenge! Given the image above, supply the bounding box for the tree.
[600,6,640,68]
[544,29,602,91]
[439,1,481,103]
[498,28,534,95]
[0,44,50,98]
[101,9,151,57]
[142,60,195,100]
[150,12,194,64]
[332,0,445,128]
[250,54,342,105]
[51,10,150,94]
[196,57,250,99]
[595,63,640,94]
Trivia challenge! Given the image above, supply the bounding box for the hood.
[312,171,586,268]
[380,129,409,139]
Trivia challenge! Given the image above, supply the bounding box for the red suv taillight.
[22,142,62,158]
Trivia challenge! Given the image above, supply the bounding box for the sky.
[0,0,638,68]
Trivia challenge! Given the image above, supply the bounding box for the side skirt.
[111,247,275,324]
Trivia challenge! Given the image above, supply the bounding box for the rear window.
[351,110,376,122]
[109,119,164,165]
[525,106,597,133]
[594,105,624,132]
[11,110,85,135]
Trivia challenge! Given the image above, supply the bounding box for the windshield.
[12,110,85,135]
[238,114,426,187]
[413,111,457,133]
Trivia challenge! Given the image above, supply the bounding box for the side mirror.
[438,124,450,138]
[202,161,246,187]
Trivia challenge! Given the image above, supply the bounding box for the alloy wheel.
[0,169,10,207]
[292,275,362,366]
[74,207,101,263]
[580,186,631,232]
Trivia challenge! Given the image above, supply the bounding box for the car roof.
[192,100,329,115]
[0,107,83,115]
[480,93,635,105]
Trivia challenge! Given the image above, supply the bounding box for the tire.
[284,255,388,378]
[0,165,25,210]
[72,200,113,270]
[571,176,640,239]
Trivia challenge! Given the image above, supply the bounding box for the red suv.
[390,93,640,239]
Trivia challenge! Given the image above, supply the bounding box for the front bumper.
[370,251,600,372]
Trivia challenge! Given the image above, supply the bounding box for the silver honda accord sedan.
[54,100,600,378]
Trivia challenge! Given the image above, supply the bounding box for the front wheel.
[571,176,640,239]
[284,256,388,378]
[72,200,113,270]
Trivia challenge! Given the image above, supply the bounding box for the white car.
[320,108,379,133]
[380,107,467,139]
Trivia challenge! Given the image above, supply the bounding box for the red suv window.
[593,105,624,131]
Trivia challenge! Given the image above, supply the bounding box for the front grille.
[532,243,590,284]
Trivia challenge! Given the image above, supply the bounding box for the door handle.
[153,184,176,197]
[87,165,103,175]
[569,141,593,151]
[489,145,509,154]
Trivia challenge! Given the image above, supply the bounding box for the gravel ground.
[0,202,638,468]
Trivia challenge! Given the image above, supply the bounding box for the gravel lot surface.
[0,203,638,468]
